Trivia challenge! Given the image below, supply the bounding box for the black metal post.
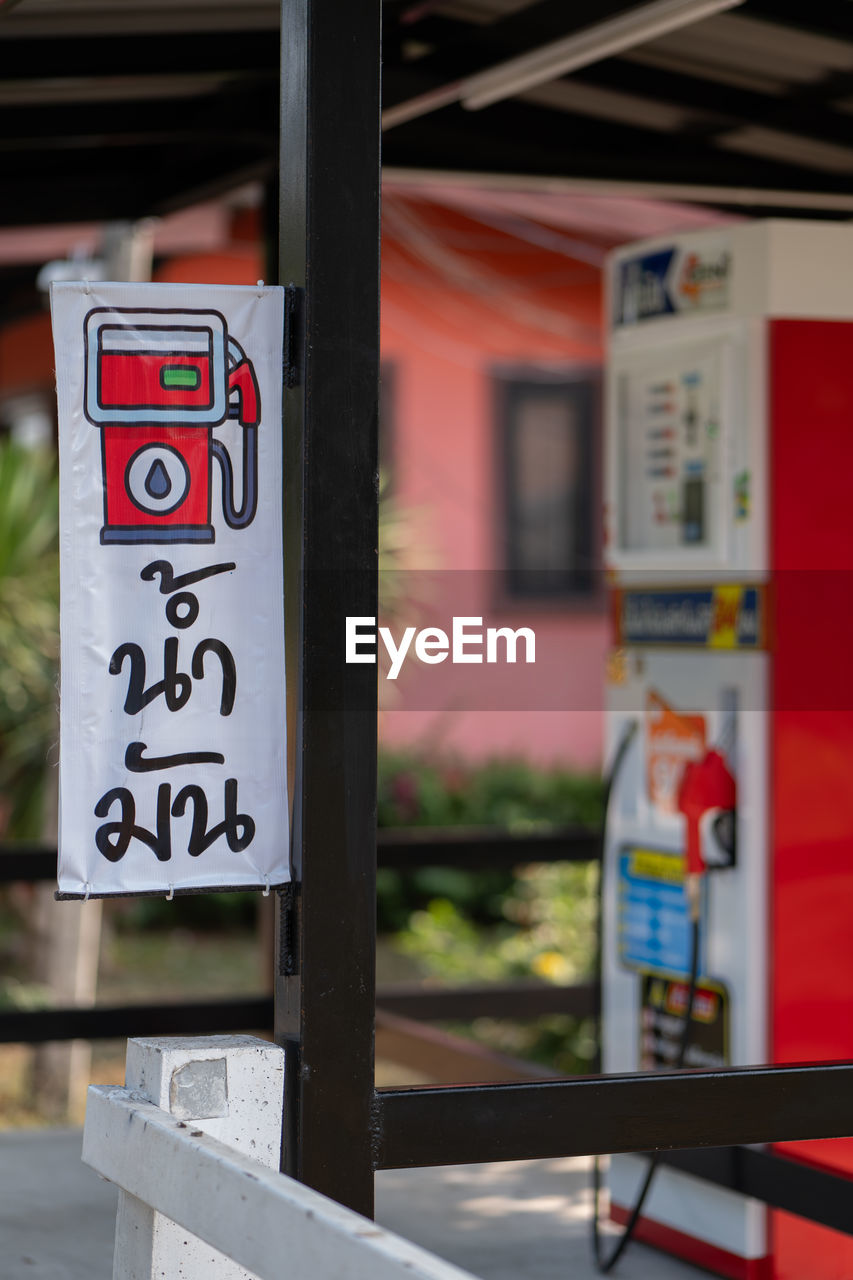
[275,0,381,1218]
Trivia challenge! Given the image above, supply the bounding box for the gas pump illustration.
[83,307,261,544]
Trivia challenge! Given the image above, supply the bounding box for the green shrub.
[0,442,60,838]
[378,751,602,829]
[114,891,258,934]
[378,750,603,1073]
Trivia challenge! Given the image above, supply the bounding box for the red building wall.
[378,195,608,766]
[1,193,626,769]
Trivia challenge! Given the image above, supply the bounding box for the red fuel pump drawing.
[84,307,260,545]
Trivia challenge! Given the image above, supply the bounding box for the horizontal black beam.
[0,83,277,149]
[575,58,853,151]
[384,0,853,115]
[708,201,851,222]
[0,828,599,884]
[0,997,273,1044]
[374,1062,853,1169]
[0,982,592,1044]
[659,1146,853,1240]
[377,825,599,869]
[744,0,853,43]
[382,97,853,196]
[0,176,154,226]
[383,4,853,159]
[376,979,599,1022]
[2,89,849,226]
[0,30,280,81]
[0,845,56,882]
[383,0,691,112]
[0,140,268,182]
[10,992,851,1238]
[0,152,274,227]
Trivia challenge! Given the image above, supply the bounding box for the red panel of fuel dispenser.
[770,317,853,1279]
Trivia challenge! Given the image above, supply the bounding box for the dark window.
[499,376,598,600]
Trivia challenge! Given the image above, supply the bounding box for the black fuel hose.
[212,427,258,530]
[592,919,700,1272]
[591,719,701,1273]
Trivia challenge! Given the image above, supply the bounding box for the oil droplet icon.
[144,459,172,499]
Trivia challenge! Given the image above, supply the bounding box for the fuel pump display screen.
[616,341,724,553]
[97,326,214,412]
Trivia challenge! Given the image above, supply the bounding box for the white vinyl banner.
[51,282,289,897]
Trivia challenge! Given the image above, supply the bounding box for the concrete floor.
[0,1128,705,1280]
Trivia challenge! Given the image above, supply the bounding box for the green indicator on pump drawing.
[160,365,201,390]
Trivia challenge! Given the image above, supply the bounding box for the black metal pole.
[275,0,381,1218]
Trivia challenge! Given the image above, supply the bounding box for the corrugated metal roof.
[637,11,853,79]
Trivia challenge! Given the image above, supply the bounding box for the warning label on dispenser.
[646,690,706,813]
[640,973,729,1070]
[617,847,702,978]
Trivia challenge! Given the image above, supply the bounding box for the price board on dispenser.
[616,341,724,554]
[605,229,765,583]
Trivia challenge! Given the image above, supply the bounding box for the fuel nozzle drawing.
[83,307,261,545]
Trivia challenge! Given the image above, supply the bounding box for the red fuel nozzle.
[677,749,736,918]
[228,360,260,427]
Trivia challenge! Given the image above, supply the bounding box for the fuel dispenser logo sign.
[83,307,261,545]
[614,233,732,326]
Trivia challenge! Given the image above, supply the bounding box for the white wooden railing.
[83,1035,478,1280]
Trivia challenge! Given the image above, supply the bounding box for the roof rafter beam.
[382,0,744,129]
[0,151,274,228]
[381,94,853,199]
[0,30,279,81]
[383,0,642,106]
[573,58,853,150]
[0,84,278,149]
[743,0,853,45]
[384,165,853,216]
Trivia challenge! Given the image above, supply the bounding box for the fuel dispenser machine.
[603,221,853,1280]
